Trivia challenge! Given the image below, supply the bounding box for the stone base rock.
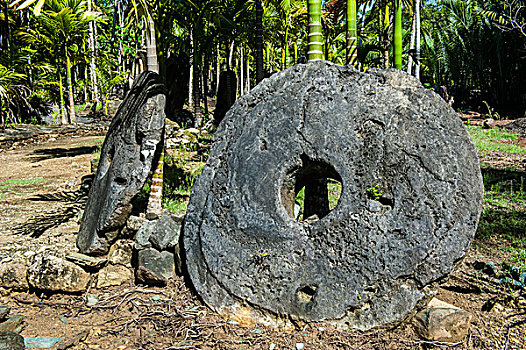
[413,298,472,343]
[66,252,107,269]
[0,263,28,291]
[184,61,483,330]
[28,254,90,293]
[108,240,134,267]
[136,249,174,285]
[0,332,25,350]
[97,265,133,288]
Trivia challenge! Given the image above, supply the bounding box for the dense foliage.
[0,0,525,125]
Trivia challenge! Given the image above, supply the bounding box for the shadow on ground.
[31,145,99,161]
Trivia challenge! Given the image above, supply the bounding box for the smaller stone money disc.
[183,61,483,330]
[77,71,165,255]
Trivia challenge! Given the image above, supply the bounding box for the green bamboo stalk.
[346,0,358,66]
[394,0,403,69]
[307,0,323,61]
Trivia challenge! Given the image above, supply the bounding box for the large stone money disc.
[183,61,483,330]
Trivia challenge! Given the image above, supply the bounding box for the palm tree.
[255,0,264,82]
[27,0,101,123]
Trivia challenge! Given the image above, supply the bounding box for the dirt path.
[0,125,524,349]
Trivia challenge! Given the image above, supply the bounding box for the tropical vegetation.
[0,0,524,125]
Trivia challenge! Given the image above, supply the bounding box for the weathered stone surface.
[28,254,90,293]
[136,249,174,284]
[77,71,166,255]
[0,315,25,333]
[123,215,146,237]
[97,265,132,288]
[0,332,25,350]
[134,213,182,251]
[0,263,28,290]
[108,240,134,267]
[148,213,182,250]
[66,252,107,269]
[413,298,472,343]
[0,306,11,320]
[183,61,484,330]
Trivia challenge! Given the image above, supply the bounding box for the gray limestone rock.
[134,213,182,251]
[108,240,134,267]
[148,213,182,250]
[28,254,90,293]
[0,306,10,321]
[97,264,132,288]
[0,332,25,350]
[183,61,484,330]
[77,71,166,255]
[136,248,175,284]
[66,252,107,269]
[0,263,28,291]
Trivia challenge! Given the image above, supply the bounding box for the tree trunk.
[307,0,323,61]
[383,4,390,69]
[255,0,264,83]
[240,46,244,95]
[146,142,164,219]
[59,71,67,124]
[87,0,98,105]
[415,0,421,80]
[407,9,416,75]
[203,55,208,117]
[346,0,358,66]
[188,27,194,107]
[66,51,76,123]
[215,43,220,95]
[393,0,403,70]
[146,15,158,73]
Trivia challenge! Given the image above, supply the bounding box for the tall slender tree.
[346,0,358,66]
[307,0,323,61]
[393,0,402,69]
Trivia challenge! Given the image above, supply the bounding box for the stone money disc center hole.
[281,155,342,223]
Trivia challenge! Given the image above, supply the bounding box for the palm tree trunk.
[59,71,66,124]
[188,27,194,107]
[146,15,158,73]
[415,0,421,80]
[255,0,264,83]
[307,0,323,61]
[383,4,390,69]
[66,51,76,123]
[146,144,164,218]
[346,0,358,66]
[407,9,416,75]
[87,0,98,105]
[393,0,403,69]
[240,46,244,94]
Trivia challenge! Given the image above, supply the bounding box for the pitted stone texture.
[183,61,483,330]
[77,71,166,255]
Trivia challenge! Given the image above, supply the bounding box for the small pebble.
[86,294,98,307]
[295,343,305,350]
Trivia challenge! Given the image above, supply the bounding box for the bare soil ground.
[0,120,525,349]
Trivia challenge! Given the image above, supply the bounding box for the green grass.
[0,178,46,190]
[293,179,342,221]
[73,138,105,147]
[466,125,526,155]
